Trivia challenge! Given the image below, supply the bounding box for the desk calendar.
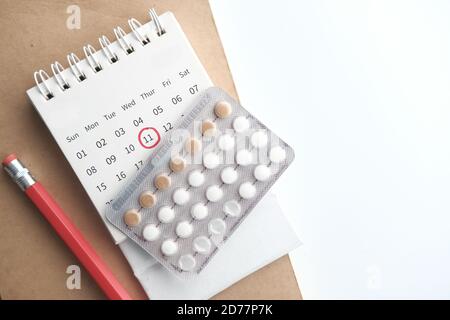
[27,11,212,243]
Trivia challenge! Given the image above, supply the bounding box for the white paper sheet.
[120,193,301,299]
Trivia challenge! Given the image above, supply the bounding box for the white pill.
[161,239,178,256]
[251,131,268,148]
[269,146,286,163]
[142,224,160,241]
[191,202,208,220]
[236,149,253,166]
[203,152,220,169]
[176,221,193,238]
[239,182,256,199]
[254,165,271,181]
[173,188,190,205]
[223,200,241,217]
[233,116,250,132]
[208,218,227,235]
[218,134,235,151]
[220,166,238,184]
[193,236,212,254]
[188,169,205,187]
[206,185,223,202]
[158,206,175,223]
[178,254,196,271]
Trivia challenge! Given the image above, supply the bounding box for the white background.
[210,0,450,299]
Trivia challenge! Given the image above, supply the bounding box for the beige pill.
[170,156,186,173]
[139,191,156,208]
[214,101,232,119]
[154,174,171,190]
[124,209,141,227]
[184,137,202,154]
[202,120,216,136]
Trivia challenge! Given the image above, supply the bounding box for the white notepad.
[27,11,212,243]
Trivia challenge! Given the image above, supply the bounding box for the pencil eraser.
[2,154,17,166]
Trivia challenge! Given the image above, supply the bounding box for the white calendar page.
[27,12,212,243]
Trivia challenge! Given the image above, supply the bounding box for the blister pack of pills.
[106,87,294,277]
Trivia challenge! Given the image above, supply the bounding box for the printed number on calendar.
[138,127,161,149]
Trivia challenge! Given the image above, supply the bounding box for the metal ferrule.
[3,158,35,191]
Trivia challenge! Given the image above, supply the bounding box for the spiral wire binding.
[83,44,103,72]
[128,18,150,45]
[114,26,135,55]
[67,53,87,82]
[34,70,54,100]
[33,8,165,100]
[51,61,70,90]
[99,35,119,63]
[149,8,165,36]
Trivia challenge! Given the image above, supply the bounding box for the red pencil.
[3,154,132,300]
